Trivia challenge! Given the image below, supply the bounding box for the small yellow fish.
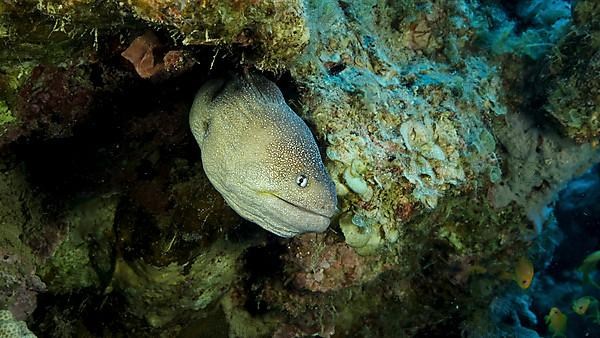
[572,296,596,315]
[545,307,567,337]
[514,257,534,289]
[578,250,600,288]
[572,296,600,323]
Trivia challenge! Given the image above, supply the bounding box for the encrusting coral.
[540,0,600,143]
[0,0,598,336]
[0,310,36,338]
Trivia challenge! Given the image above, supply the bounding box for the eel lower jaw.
[271,194,333,220]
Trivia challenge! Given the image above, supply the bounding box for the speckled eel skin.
[189,73,337,237]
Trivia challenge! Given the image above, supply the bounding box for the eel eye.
[296,174,308,188]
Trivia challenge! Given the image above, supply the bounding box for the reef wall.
[0,0,599,336]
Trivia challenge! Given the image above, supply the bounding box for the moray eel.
[189,74,337,237]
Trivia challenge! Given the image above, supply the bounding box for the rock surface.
[0,0,598,336]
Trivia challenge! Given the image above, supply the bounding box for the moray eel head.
[189,74,337,237]
[248,125,338,237]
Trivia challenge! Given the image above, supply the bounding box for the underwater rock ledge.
[0,0,599,337]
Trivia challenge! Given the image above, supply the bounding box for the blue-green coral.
[291,0,506,252]
[476,0,571,59]
[0,310,36,338]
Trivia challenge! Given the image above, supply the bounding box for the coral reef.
[0,0,598,336]
[121,31,194,80]
[285,233,389,292]
[476,0,571,59]
[489,110,600,226]
[0,166,46,321]
[540,0,600,143]
[0,310,36,338]
[39,195,118,293]
[110,239,246,328]
[122,0,309,70]
[461,164,600,337]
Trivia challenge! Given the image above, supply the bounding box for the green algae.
[111,238,247,328]
[0,101,14,126]
[0,62,35,137]
[39,195,118,293]
[0,165,46,321]
[0,310,36,338]
[122,0,309,71]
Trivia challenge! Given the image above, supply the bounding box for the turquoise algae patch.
[0,310,36,338]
